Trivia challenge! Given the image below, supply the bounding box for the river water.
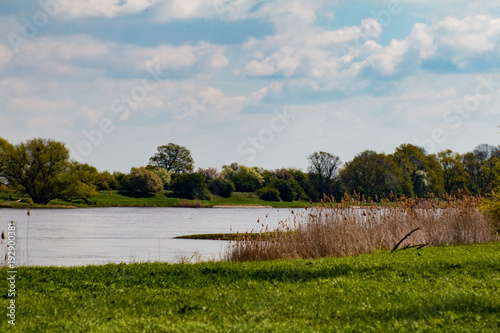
[0,207,299,267]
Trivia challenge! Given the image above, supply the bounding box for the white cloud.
[155,0,331,22]
[10,35,227,78]
[143,42,228,72]
[155,0,215,21]
[58,0,158,18]
[0,44,13,68]
[241,17,383,79]
[346,15,500,77]
[240,13,500,105]
[163,84,250,120]
[7,97,76,113]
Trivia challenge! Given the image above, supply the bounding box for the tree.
[0,137,13,185]
[148,143,194,174]
[59,162,100,203]
[288,168,315,200]
[272,179,296,202]
[197,167,220,184]
[341,151,402,199]
[1,138,72,204]
[129,167,164,194]
[257,186,281,202]
[170,173,210,199]
[208,178,235,198]
[221,163,264,192]
[437,150,469,194]
[391,144,444,197]
[307,151,341,197]
[462,144,500,194]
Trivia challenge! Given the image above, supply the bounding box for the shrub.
[112,172,130,191]
[197,167,220,183]
[222,163,264,192]
[273,179,295,202]
[481,189,500,234]
[171,173,210,200]
[257,186,281,202]
[150,167,172,188]
[129,167,164,194]
[208,178,235,198]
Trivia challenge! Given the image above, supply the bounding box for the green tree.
[391,144,444,197]
[272,179,295,202]
[221,163,264,192]
[148,143,194,174]
[59,162,100,203]
[437,150,469,194]
[170,173,210,199]
[0,137,13,185]
[462,144,500,194]
[341,151,402,199]
[129,167,164,194]
[94,170,116,191]
[257,186,281,202]
[1,138,72,204]
[112,171,130,191]
[208,178,235,198]
[307,151,341,197]
[288,168,315,200]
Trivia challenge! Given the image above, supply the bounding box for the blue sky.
[1,0,500,172]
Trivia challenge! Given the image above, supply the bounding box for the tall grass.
[227,195,499,261]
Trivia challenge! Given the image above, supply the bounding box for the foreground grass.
[1,243,499,332]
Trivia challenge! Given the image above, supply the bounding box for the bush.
[273,179,295,202]
[222,163,264,192]
[208,178,235,198]
[150,167,172,188]
[171,173,210,200]
[129,167,164,194]
[112,172,130,191]
[481,189,500,234]
[257,186,281,202]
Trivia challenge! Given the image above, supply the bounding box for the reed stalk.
[227,195,499,261]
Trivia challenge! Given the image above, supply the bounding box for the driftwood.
[391,227,424,253]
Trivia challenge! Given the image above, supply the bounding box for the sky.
[1,0,500,173]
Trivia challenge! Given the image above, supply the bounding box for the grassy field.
[1,242,499,332]
[0,190,311,209]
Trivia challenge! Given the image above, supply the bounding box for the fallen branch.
[400,243,428,250]
[391,228,421,253]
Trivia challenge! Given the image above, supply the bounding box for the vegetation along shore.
[2,137,500,213]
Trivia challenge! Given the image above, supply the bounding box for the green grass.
[175,231,285,240]
[1,243,499,332]
[0,190,312,209]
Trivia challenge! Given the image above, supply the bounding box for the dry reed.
[227,195,499,261]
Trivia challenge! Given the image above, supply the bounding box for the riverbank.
[1,242,498,332]
[0,190,313,209]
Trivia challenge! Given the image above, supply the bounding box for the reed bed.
[227,195,499,261]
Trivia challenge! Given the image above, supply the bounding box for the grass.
[175,232,283,241]
[0,242,499,332]
[0,190,312,209]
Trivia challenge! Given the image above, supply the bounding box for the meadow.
[1,194,499,332]
[0,243,499,332]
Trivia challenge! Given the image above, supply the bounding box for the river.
[0,207,299,267]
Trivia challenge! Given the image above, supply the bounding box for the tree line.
[1,137,499,204]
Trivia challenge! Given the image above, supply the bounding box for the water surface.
[0,207,297,266]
